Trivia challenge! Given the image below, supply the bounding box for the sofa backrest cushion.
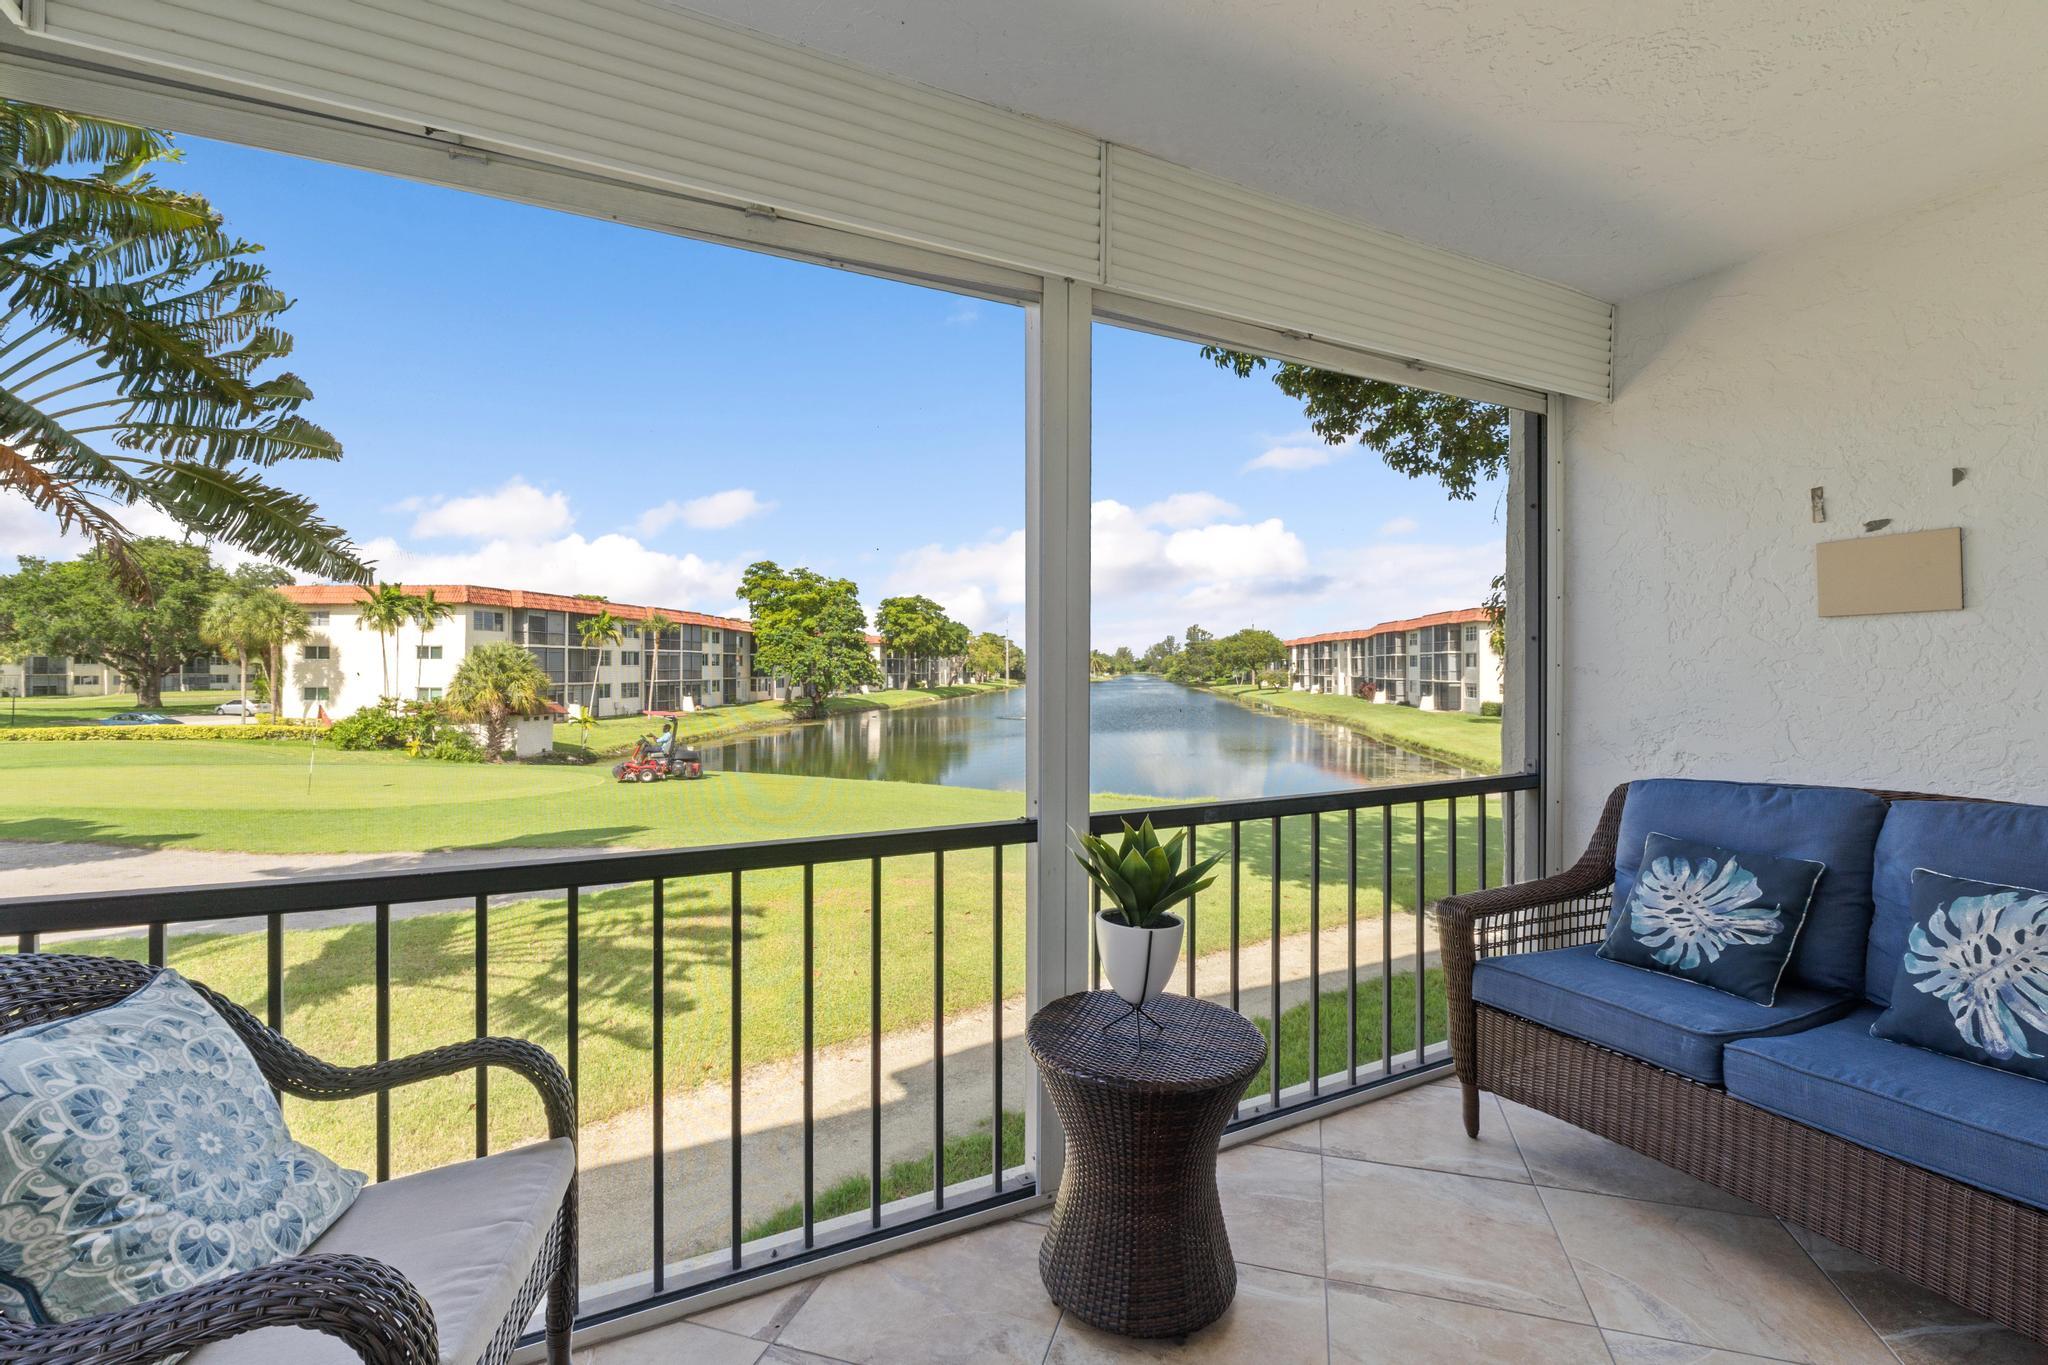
[1868,798,2048,1004]
[1615,779,1887,996]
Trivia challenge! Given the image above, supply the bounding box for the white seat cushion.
[186,1138,573,1365]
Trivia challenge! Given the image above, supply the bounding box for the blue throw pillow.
[1599,832,1824,1004]
[1872,869,2048,1082]
[0,970,364,1326]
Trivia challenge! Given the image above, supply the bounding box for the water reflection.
[699,674,1470,799]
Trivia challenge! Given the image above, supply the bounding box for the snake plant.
[1075,817,1223,929]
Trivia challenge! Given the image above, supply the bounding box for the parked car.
[101,711,181,726]
[212,698,271,715]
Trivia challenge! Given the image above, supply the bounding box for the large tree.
[876,594,971,683]
[964,630,1022,683]
[574,608,626,717]
[1214,627,1285,686]
[1203,348,1509,501]
[1,101,366,585]
[0,537,224,705]
[737,560,881,716]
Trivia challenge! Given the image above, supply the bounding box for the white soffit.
[1106,149,1611,401]
[9,0,1615,399]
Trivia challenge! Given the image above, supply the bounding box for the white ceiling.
[668,0,2048,302]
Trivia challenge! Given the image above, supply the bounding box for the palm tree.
[355,583,413,700]
[641,609,672,713]
[240,588,308,715]
[0,101,367,586]
[199,586,262,723]
[407,587,456,701]
[446,641,551,758]
[574,608,626,719]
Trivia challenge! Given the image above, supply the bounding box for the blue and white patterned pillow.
[1598,832,1825,1005]
[0,970,364,1325]
[1872,869,2048,1082]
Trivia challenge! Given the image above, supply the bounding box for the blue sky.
[4,132,1507,649]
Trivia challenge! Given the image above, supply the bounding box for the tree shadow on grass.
[255,878,772,1059]
[0,816,200,853]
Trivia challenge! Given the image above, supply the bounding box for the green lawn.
[1208,684,1503,773]
[0,739,1025,853]
[554,684,1017,759]
[0,690,231,728]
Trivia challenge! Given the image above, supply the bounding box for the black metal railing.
[1087,771,1539,1128]
[0,817,1039,1338]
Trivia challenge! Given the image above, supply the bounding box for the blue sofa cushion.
[1726,1007,2048,1212]
[1472,944,1856,1084]
[1871,869,2048,1081]
[1868,798,2048,1004]
[1599,832,1823,1005]
[1614,780,1886,996]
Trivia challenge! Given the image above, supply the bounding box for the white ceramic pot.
[1095,911,1185,1007]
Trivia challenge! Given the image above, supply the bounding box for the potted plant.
[1075,818,1223,1020]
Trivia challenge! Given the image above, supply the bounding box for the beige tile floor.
[578,1079,2048,1365]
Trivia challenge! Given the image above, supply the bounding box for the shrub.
[1479,701,1502,717]
[422,731,486,763]
[326,705,411,751]
[0,724,313,743]
[327,699,454,752]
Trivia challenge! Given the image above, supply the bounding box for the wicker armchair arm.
[0,1252,437,1365]
[1438,782,1629,1085]
[193,982,575,1140]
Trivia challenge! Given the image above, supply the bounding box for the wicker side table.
[1029,990,1267,1338]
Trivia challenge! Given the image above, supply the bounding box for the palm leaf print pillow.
[1598,832,1825,1004]
[1872,869,2048,1081]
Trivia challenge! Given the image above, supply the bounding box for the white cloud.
[1163,519,1307,580]
[636,488,776,536]
[1378,515,1420,536]
[942,300,980,327]
[1243,437,1350,473]
[1138,491,1240,528]
[409,479,571,541]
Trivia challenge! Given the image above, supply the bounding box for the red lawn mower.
[611,735,703,783]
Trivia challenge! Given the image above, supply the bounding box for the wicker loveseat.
[1442,780,2048,1346]
[0,954,576,1365]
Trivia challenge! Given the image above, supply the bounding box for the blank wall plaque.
[1816,527,1963,617]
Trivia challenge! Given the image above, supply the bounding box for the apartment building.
[1284,607,1502,714]
[879,650,965,689]
[276,585,769,721]
[0,655,222,698]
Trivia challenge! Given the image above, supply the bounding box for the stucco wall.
[1559,159,2048,850]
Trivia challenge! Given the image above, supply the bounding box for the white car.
[212,698,272,716]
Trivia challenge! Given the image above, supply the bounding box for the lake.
[698,673,1468,800]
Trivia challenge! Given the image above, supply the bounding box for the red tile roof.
[1284,607,1490,648]
[278,584,752,633]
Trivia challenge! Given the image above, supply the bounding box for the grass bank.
[1206,683,1502,773]
[554,683,1017,759]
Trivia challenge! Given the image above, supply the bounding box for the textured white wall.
[1558,159,2048,850]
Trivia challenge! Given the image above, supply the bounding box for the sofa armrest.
[0,1252,437,1365]
[1438,782,1628,1085]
